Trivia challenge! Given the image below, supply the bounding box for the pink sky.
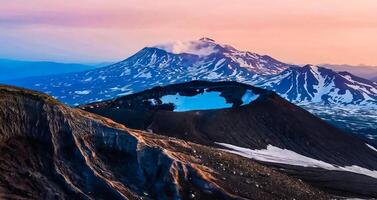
[1,0,377,66]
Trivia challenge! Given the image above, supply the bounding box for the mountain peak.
[259,63,377,107]
[199,37,215,42]
[302,64,316,69]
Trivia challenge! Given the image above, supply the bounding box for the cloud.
[154,40,219,56]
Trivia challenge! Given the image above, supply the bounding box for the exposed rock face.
[0,85,329,200]
[79,81,377,198]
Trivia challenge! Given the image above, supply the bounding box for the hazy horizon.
[1,0,377,66]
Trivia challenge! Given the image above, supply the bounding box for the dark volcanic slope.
[0,85,329,200]
[80,81,377,198]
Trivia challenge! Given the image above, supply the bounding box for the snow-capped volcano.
[4,38,294,105]
[257,65,377,107]
[153,37,292,75]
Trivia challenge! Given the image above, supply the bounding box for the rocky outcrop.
[0,85,329,200]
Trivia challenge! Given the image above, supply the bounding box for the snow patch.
[139,72,152,78]
[82,77,93,82]
[74,90,91,95]
[116,91,133,96]
[215,58,226,68]
[241,90,260,105]
[366,144,377,152]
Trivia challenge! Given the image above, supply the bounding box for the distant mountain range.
[4,38,376,107]
[0,59,101,81]
[321,64,377,81]
[2,38,376,137]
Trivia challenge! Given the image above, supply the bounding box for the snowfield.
[216,142,377,179]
